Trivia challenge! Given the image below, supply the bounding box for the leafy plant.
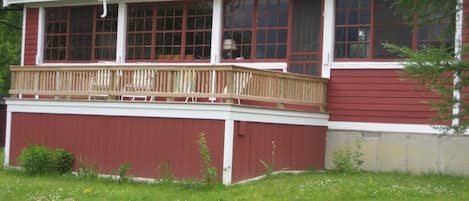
[159,160,174,183]
[18,145,52,175]
[198,132,218,185]
[50,149,74,174]
[332,144,364,173]
[77,159,98,179]
[260,140,276,177]
[117,163,130,183]
[18,145,74,175]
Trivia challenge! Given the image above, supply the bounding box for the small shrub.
[51,149,74,174]
[159,161,174,183]
[198,132,218,185]
[332,147,364,172]
[18,145,74,175]
[77,159,98,179]
[117,163,130,183]
[18,145,52,175]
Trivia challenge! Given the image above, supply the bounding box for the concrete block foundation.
[326,130,469,175]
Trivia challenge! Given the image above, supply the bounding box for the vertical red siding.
[328,69,438,124]
[232,121,326,182]
[10,113,224,180]
[24,8,38,65]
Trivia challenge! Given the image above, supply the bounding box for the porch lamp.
[223,39,238,59]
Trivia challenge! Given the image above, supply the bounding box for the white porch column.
[4,111,12,167]
[116,0,127,64]
[222,119,234,185]
[321,0,335,79]
[36,7,45,65]
[20,7,26,66]
[210,0,223,64]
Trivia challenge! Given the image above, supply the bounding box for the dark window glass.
[44,5,117,62]
[126,1,212,61]
[223,0,287,60]
[335,0,452,60]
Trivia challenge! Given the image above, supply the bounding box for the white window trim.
[35,7,45,65]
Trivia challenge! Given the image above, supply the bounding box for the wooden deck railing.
[10,65,328,110]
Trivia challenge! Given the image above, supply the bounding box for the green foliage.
[260,140,276,177]
[117,163,130,183]
[390,0,457,26]
[0,6,22,94]
[2,170,469,200]
[50,149,74,174]
[385,44,469,135]
[198,132,218,186]
[0,148,4,170]
[18,145,52,175]
[18,145,74,175]
[332,145,364,172]
[77,159,98,179]
[158,161,174,183]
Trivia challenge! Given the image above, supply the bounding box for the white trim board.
[5,100,329,127]
[330,62,403,69]
[222,120,234,185]
[328,121,469,135]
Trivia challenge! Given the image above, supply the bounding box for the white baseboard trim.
[328,121,469,135]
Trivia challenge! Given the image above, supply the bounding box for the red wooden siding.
[232,121,326,182]
[328,69,439,124]
[24,8,38,65]
[9,113,224,180]
[0,104,5,146]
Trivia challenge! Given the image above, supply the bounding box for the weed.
[77,159,98,179]
[332,144,363,172]
[260,140,276,177]
[159,161,174,183]
[117,163,130,183]
[198,132,218,186]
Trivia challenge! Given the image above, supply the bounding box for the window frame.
[125,1,213,63]
[333,0,451,61]
[43,5,118,63]
[221,0,291,62]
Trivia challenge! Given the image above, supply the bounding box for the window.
[126,1,212,61]
[335,0,451,60]
[44,5,118,62]
[223,0,288,61]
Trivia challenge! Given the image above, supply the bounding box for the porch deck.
[9,65,327,112]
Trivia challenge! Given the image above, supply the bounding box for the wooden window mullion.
[65,8,70,61]
[251,0,258,60]
[91,6,97,61]
[181,3,187,59]
[151,6,157,61]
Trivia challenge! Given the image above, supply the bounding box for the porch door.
[288,0,323,76]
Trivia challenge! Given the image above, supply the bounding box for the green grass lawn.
[1,149,469,201]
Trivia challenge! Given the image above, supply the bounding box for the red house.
[3,0,469,183]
